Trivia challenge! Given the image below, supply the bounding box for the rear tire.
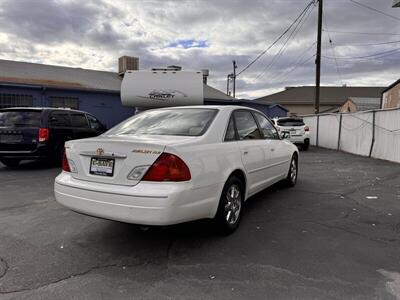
[0,158,20,168]
[214,176,244,235]
[285,154,298,187]
[302,139,310,151]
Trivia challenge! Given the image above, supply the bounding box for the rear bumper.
[287,133,310,144]
[0,144,50,159]
[54,172,223,226]
[289,136,308,144]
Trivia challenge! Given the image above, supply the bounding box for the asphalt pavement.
[0,147,400,300]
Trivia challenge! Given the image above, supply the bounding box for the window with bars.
[48,96,79,109]
[0,94,34,108]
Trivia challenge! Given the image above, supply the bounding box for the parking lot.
[0,147,399,299]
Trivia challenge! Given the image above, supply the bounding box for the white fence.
[302,108,400,163]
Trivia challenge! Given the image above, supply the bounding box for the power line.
[322,29,400,36]
[254,7,310,80]
[334,40,400,47]
[349,0,400,22]
[323,47,400,60]
[236,0,314,77]
[322,10,343,85]
[255,2,315,80]
[277,53,316,84]
[271,43,316,83]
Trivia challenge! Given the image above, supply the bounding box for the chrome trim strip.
[0,150,33,154]
[248,159,290,174]
[55,182,168,199]
[80,151,127,158]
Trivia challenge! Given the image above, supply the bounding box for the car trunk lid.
[0,110,43,152]
[67,135,193,186]
[277,119,305,136]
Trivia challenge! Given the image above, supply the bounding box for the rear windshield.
[277,118,305,126]
[0,110,42,127]
[106,108,218,137]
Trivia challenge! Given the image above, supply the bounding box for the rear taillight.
[304,126,309,132]
[62,150,71,172]
[142,153,191,182]
[38,128,50,142]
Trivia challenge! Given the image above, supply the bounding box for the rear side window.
[48,111,71,127]
[234,111,262,140]
[224,116,236,141]
[0,110,41,127]
[70,112,89,128]
[87,115,103,130]
[253,112,280,140]
[277,118,305,126]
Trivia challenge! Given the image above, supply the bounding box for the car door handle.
[243,151,248,155]
[270,148,275,152]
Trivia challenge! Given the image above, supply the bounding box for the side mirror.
[280,131,290,139]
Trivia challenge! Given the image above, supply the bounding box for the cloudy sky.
[0,0,399,98]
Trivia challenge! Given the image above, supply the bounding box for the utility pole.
[226,74,231,95]
[315,0,323,114]
[232,60,237,98]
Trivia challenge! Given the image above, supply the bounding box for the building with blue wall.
[204,98,288,118]
[0,59,135,128]
[0,58,287,128]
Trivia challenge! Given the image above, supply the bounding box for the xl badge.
[96,148,104,156]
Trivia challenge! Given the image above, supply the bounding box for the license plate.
[0,134,22,143]
[90,157,115,177]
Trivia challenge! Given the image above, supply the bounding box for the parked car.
[272,117,310,150]
[0,107,106,167]
[55,106,299,234]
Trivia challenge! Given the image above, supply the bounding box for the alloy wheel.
[290,158,297,184]
[224,184,242,225]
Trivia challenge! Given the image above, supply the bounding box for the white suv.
[272,117,310,150]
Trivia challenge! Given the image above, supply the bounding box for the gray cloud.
[0,0,125,46]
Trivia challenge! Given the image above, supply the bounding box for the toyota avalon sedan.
[54,106,298,234]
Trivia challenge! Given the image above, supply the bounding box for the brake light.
[38,128,50,142]
[62,150,71,172]
[304,126,309,132]
[142,153,191,182]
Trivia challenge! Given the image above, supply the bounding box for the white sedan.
[54,106,299,234]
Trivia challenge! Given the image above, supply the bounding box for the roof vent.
[118,56,139,75]
[151,66,182,72]
[201,69,209,84]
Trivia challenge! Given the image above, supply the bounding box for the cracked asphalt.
[0,147,400,299]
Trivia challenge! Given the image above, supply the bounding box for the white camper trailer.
[121,69,204,109]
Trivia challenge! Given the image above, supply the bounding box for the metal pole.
[315,0,323,114]
[232,60,237,98]
[316,115,320,147]
[226,74,230,95]
[369,111,376,158]
[337,114,342,151]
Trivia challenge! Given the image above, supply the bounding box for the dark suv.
[0,107,107,167]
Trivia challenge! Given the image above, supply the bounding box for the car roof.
[277,116,303,120]
[157,105,262,113]
[0,107,88,114]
